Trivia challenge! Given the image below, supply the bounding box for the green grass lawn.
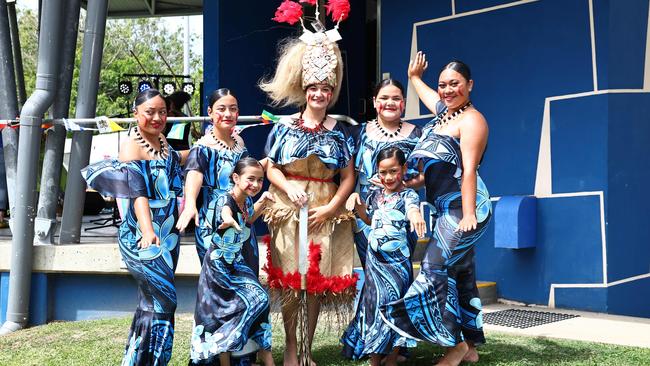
[1,313,649,365]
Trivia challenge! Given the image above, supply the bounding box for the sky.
[15,0,204,57]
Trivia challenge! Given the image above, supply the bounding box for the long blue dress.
[184,134,249,263]
[341,188,420,358]
[353,123,422,267]
[81,150,183,366]
[380,119,492,347]
[189,194,271,365]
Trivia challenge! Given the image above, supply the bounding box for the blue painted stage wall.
[381,0,650,317]
[1,271,200,324]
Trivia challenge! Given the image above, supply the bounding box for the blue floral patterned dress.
[342,188,420,358]
[81,150,183,366]
[184,132,249,263]
[380,114,492,347]
[189,194,271,365]
[353,123,422,267]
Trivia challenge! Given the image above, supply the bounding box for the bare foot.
[434,342,469,366]
[259,349,276,366]
[283,349,298,366]
[462,344,479,363]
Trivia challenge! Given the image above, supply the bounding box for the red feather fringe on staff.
[262,234,358,294]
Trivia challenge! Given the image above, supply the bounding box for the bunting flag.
[64,118,85,131]
[261,110,279,124]
[166,122,188,139]
[96,117,125,133]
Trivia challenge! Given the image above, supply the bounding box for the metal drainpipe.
[0,0,64,335]
[35,0,81,244]
[7,0,26,106]
[59,0,108,244]
[0,0,19,220]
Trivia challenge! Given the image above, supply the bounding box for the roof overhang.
[81,0,202,18]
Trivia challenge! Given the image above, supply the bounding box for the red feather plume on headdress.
[325,0,351,22]
[272,0,304,25]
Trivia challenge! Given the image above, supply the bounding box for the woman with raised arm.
[81,89,184,365]
[381,54,492,366]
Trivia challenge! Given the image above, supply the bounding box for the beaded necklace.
[293,111,327,133]
[434,101,472,131]
[209,126,241,152]
[373,119,403,138]
[133,126,168,160]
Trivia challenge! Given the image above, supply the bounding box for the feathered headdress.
[261,0,351,107]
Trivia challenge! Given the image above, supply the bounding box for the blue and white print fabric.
[184,144,249,262]
[189,194,271,365]
[82,150,183,366]
[341,188,420,359]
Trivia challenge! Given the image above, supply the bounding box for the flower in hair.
[299,0,317,5]
[273,0,304,25]
[325,0,350,22]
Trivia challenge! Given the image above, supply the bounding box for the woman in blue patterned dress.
[176,89,250,264]
[189,158,276,366]
[380,55,492,366]
[342,147,426,365]
[81,89,185,366]
[354,79,422,267]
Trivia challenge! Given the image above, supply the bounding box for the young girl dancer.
[189,157,275,366]
[341,147,426,366]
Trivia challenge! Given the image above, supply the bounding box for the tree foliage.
[16,8,203,117]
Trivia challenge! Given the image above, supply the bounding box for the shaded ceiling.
[81,0,202,18]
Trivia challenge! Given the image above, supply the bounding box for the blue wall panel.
[1,272,49,325]
[606,93,650,281]
[380,1,449,83]
[50,274,199,321]
[554,287,607,313]
[456,0,525,13]
[475,195,603,305]
[550,95,608,193]
[409,0,594,197]
[607,277,650,318]
[594,0,649,89]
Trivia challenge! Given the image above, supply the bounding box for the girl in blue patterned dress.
[342,147,426,365]
[354,79,422,267]
[81,89,186,366]
[176,89,251,264]
[189,157,275,366]
[380,55,492,366]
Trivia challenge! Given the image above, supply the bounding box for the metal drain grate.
[484,309,579,329]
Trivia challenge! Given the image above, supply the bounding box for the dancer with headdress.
[260,1,355,365]
[81,89,184,366]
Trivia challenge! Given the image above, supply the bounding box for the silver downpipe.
[0,0,65,335]
[35,0,81,244]
[59,0,109,244]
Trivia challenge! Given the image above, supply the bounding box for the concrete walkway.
[483,302,650,348]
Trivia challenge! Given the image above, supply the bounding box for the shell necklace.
[373,119,403,138]
[434,101,472,131]
[133,126,168,160]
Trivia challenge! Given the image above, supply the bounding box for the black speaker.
[83,190,107,215]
